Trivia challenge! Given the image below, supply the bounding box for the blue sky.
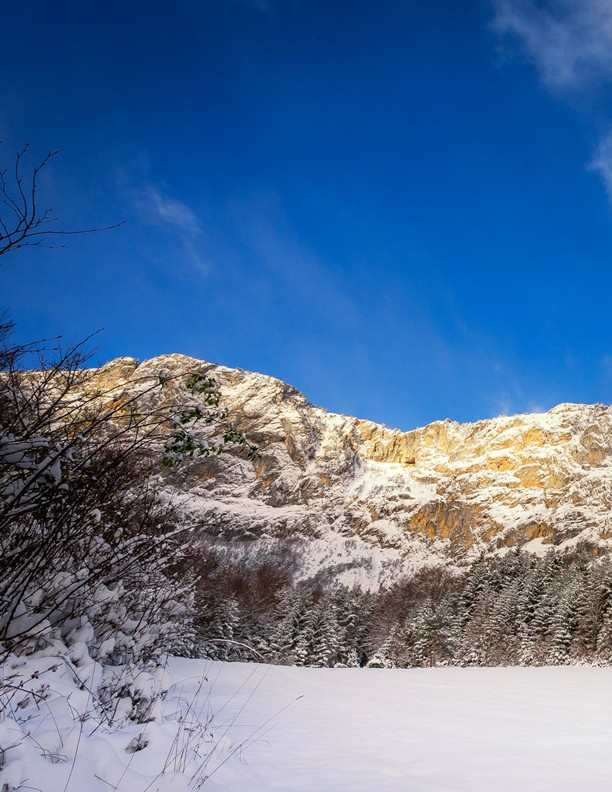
[2,0,612,430]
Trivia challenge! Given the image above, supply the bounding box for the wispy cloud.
[493,0,612,89]
[600,353,612,382]
[133,183,200,235]
[128,181,208,273]
[228,189,360,326]
[493,1,612,203]
[589,130,612,201]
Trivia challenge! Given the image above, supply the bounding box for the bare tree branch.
[0,142,124,262]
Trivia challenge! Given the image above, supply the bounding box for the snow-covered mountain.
[92,355,612,587]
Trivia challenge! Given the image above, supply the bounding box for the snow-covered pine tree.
[594,556,612,662]
[307,599,342,667]
[366,629,398,668]
[268,588,314,664]
[203,598,242,660]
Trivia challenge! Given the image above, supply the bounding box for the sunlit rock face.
[91,355,612,587]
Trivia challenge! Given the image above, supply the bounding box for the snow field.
[4,658,612,791]
[193,661,612,791]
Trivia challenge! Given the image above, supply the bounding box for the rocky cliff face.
[90,354,612,587]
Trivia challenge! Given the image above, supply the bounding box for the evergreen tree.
[269,589,314,664]
[203,597,242,660]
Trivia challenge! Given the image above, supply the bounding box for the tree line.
[198,547,612,668]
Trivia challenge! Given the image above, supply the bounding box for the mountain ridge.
[91,354,612,587]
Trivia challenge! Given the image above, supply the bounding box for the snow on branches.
[0,328,256,725]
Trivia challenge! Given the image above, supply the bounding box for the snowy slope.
[86,355,612,586]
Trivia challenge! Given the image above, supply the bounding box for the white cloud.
[493,0,612,89]
[134,184,200,235]
[124,179,209,274]
[526,401,547,414]
[589,130,612,202]
[181,237,209,274]
[493,1,612,204]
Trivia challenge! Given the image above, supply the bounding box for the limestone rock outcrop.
[90,354,612,586]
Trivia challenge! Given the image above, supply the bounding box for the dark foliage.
[199,547,612,668]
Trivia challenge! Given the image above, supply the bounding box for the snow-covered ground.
[4,658,612,791]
